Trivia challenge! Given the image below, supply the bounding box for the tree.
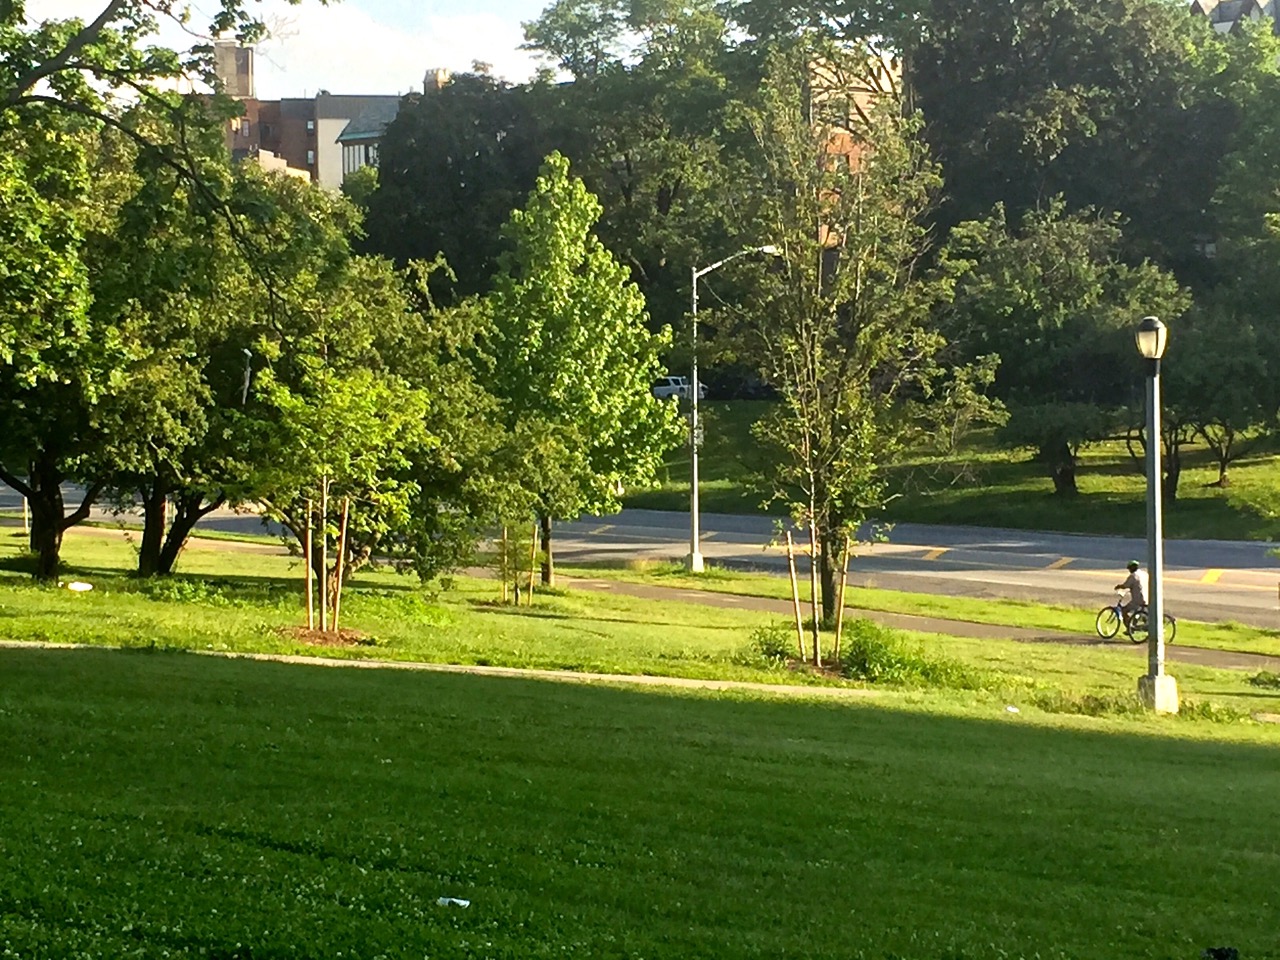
[728,40,952,630]
[362,73,557,299]
[523,0,749,342]
[911,0,1254,281]
[941,200,1189,495]
[1157,306,1273,492]
[0,115,102,579]
[484,151,683,585]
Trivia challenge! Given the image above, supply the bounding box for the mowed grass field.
[3,527,1280,716]
[625,401,1280,541]
[2,648,1279,959]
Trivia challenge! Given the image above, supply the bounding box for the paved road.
[553,509,1280,629]
[0,486,284,538]
[4,486,1278,628]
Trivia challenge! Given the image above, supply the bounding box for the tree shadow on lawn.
[4,647,1280,957]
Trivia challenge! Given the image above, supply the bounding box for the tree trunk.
[818,528,837,627]
[137,482,168,577]
[1163,448,1181,504]
[155,492,226,575]
[28,499,63,581]
[539,512,554,587]
[26,460,66,581]
[1043,442,1078,496]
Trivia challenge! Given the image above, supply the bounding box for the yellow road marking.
[588,525,613,535]
[1201,569,1224,584]
[923,548,948,560]
[1047,557,1073,570]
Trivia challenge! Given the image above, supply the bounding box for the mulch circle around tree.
[280,626,375,648]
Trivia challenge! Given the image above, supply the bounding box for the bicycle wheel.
[1164,614,1177,644]
[1095,606,1121,639]
[1128,609,1149,643]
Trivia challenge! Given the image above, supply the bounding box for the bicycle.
[1095,592,1177,643]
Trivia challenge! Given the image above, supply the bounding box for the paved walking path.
[554,575,1280,673]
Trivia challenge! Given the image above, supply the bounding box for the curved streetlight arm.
[694,244,781,280]
[687,243,780,573]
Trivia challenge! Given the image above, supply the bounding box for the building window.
[306,119,315,132]
[306,149,315,166]
[240,119,251,138]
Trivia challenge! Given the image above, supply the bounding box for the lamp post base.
[685,551,705,573]
[1138,674,1179,714]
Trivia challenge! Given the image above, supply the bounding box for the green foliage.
[942,200,1189,492]
[911,0,1246,275]
[838,619,981,689]
[485,152,683,525]
[730,39,951,618]
[363,72,556,298]
[735,619,794,667]
[1249,670,1280,689]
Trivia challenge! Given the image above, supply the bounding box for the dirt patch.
[279,626,376,647]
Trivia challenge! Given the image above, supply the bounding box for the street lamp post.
[1136,315,1179,713]
[688,244,780,572]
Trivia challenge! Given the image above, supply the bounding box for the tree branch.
[0,464,34,500]
[60,479,106,531]
[4,0,130,108]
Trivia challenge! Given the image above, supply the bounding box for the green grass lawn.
[1,648,1278,959]
[5,527,1280,718]
[625,401,1280,541]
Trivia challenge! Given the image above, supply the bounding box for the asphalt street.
[3,487,1278,628]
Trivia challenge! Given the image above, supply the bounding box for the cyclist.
[1115,560,1148,631]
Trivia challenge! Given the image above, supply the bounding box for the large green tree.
[911,0,1261,282]
[941,200,1189,495]
[484,151,682,585]
[524,0,748,342]
[362,72,558,300]
[0,115,102,578]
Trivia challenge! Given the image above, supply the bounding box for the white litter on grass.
[1005,705,1020,714]
[437,897,470,908]
[63,581,93,592]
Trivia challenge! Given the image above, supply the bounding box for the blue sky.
[49,0,554,97]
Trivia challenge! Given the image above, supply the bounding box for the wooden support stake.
[833,533,851,662]
[319,475,329,634]
[528,521,537,606]
[303,498,314,631]
[808,519,821,666]
[332,497,350,633]
[785,530,805,660]
[501,526,509,604]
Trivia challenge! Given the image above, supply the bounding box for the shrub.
[1249,670,1280,689]
[838,620,983,689]
[733,621,794,668]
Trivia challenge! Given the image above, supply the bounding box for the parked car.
[651,376,706,400]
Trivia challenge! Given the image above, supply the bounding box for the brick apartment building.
[215,41,404,190]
